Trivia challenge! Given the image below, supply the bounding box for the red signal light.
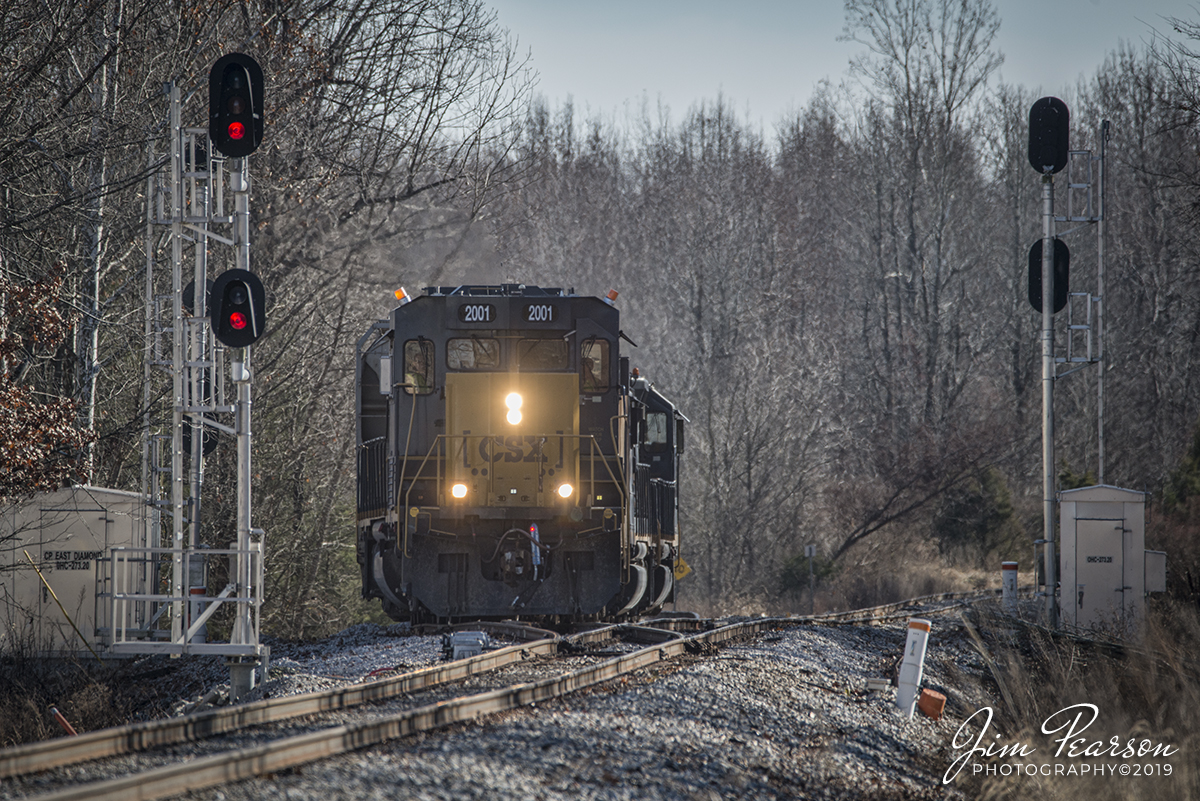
[210,54,264,157]
[210,269,265,348]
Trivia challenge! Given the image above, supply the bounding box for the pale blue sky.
[487,0,1197,126]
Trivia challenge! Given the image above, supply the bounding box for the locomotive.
[355,284,685,623]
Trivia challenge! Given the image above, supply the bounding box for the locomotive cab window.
[580,338,610,392]
[403,340,434,395]
[447,337,500,370]
[645,412,669,448]
[517,339,568,370]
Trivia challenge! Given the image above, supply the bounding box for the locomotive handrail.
[356,437,388,518]
[395,383,420,548]
[396,433,628,558]
[400,434,443,558]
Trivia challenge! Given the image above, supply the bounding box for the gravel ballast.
[160,615,990,800]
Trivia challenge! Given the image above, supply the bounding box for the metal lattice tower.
[119,83,263,692]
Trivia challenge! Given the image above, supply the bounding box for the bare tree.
[842,0,1004,424]
[0,0,534,636]
[1077,45,1200,488]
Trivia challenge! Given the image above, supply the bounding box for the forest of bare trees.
[490,0,1200,610]
[5,0,1200,632]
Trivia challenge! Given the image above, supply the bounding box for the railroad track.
[801,587,1020,625]
[0,621,573,780]
[0,592,1007,801]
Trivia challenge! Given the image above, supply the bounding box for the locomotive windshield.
[447,337,500,370]
[517,339,568,370]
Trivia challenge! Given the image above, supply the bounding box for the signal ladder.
[1054,129,1109,378]
[1051,122,1110,484]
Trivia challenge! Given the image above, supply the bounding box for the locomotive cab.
[355,285,684,624]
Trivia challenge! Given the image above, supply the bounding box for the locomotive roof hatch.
[421,284,574,298]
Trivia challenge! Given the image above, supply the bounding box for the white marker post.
[897,618,931,719]
[1002,562,1019,616]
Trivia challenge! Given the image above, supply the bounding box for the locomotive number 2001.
[523,304,556,322]
[457,303,495,323]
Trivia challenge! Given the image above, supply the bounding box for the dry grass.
[947,600,1200,800]
[821,561,990,612]
[0,655,126,746]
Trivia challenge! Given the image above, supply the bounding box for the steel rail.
[2,590,1008,789]
[0,623,582,780]
[21,619,777,801]
[815,601,976,627]
[803,587,1035,626]
[805,588,1002,621]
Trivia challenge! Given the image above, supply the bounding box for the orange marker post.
[897,618,931,719]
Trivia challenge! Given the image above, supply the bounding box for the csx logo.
[470,435,565,465]
[1086,556,1113,563]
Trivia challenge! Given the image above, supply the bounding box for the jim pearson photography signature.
[944,704,1179,784]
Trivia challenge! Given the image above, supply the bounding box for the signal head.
[1028,96,1069,174]
[210,269,266,348]
[209,53,264,158]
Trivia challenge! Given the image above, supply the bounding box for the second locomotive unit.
[355,284,685,623]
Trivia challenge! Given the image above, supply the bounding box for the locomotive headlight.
[557,483,574,499]
[504,392,523,425]
[451,483,469,499]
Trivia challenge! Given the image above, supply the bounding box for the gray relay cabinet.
[1058,485,1163,635]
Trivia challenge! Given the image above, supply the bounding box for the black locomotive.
[355,284,685,623]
